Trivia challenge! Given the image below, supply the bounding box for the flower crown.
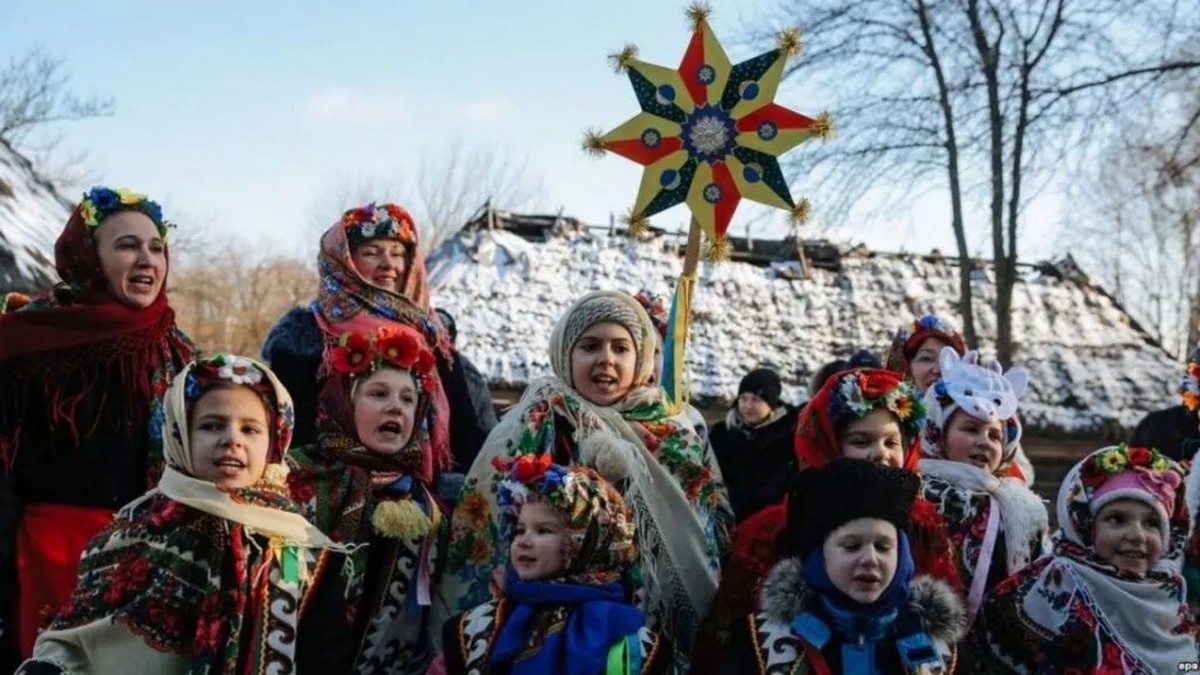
[328,328,436,392]
[79,186,169,239]
[1080,444,1172,490]
[493,454,572,515]
[1181,351,1199,415]
[829,370,925,437]
[184,354,267,403]
[340,202,417,249]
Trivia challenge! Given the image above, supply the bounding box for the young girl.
[16,355,340,674]
[286,326,448,674]
[917,346,1048,625]
[970,445,1199,673]
[722,458,966,674]
[439,291,731,671]
[692,368,959,675]
[440,455,670,674]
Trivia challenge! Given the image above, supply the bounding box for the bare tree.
[0,48,113,147]
[308,141,543,255]
[171,240,315,356]
[414,140,542,250]
[753,0,1200,363]
[1070,96,1200,358]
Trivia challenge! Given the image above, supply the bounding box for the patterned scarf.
[490,463,645,675]
[0,200,194,474]
[439,292,732,672]
[38,356,340,673]
[312,204,449,358]
[310,207,453,471]
[972,447,1198,673]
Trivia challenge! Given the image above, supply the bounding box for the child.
[439,291,731,670]
[286,326,448,674]
[970,445,1199,672]
[722,458,966,674]
[917,346,1048,624]
[16,355,342,674]
[441,455,670,674]
[692,368,960,675]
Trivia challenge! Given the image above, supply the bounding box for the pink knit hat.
[1085,445,1182,545]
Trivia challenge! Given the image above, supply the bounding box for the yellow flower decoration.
[116,188,144,205]
[1099,450,1127,474]
[887,391,914,420]
[79,202,99,227]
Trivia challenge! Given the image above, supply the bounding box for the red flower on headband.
[512,453,553,484]
[376,328,422,368]
[858,370,899,399]
[1081,457,1106,490]
[330,333,373,375]
[1127,447,1151,468]
[414,347,436,377]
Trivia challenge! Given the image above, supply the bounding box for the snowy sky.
[2,0,1064,261]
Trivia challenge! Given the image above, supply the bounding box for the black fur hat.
[783,458,919,559]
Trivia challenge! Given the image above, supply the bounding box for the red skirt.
[16,503,114,658]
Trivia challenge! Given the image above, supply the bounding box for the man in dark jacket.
[434,308,499,460]
[710,368,799,523]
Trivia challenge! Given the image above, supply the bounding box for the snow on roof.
[0,139,69,293]
[428,213,1182,438]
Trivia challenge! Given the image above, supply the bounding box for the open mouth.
[129,274,156,291]
[1117,550,1147,561]
[853,573,881,584]
[591,374,619,388]
[377,420,404,437]
[214,457,246,476]
[514,554,537,566]
[967,453,991,466]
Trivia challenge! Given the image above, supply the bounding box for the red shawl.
[0,205,193,468]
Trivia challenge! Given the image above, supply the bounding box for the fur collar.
[759,557,967,645]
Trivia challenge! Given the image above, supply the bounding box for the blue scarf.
[491,568,645,675]
[792,532,941,674]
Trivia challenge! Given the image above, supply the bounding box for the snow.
[428,222,1182,437]
[0,139,69,293]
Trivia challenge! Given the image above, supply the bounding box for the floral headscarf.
[313,202,450,358]
[793,367,925,470]
[319,327,443,482]
[971,445,1197,673]
[494,454,638,583]
[0,187,193,474]
[884,313,967,376]
[32,355,340,674]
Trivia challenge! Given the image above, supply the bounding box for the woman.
[438,291,732,673]
[261,202,486,474]
[0,187,195,666]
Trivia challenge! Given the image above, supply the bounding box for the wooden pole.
[682,217,702,278]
